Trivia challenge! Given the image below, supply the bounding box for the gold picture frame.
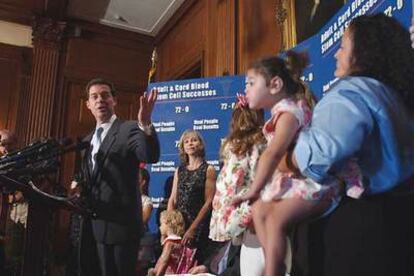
[278,0,347,49]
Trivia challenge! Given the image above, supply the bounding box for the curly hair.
[178,130,206,165]
[221,106,266,157]
[160,210,185,237]
[348,13,414,114]
[248,51,315,108]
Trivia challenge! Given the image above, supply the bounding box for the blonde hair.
[160,210,185,237]
[178,130,206,165]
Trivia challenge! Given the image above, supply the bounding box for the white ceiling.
[67,0,185,36]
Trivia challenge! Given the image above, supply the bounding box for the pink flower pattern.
[209,142,266,241]
[261,99,364,203]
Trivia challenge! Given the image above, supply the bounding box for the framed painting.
[280,0,347,48]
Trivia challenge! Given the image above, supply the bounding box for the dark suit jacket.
[81,119,160,244]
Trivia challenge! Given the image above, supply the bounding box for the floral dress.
[261,98,364,203]
[209,142,266,241]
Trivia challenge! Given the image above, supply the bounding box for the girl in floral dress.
[209,96,266,276]
[209,98,266,242]
[234,52,363,276]
[209,98,267,275]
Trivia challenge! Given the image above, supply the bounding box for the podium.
[0,175,91,276]
[0,175,89,215]
[0,137,91,275]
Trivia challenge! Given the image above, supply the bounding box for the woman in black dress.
[167,130,216,263]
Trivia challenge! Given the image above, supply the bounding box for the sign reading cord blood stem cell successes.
[291,0,412,100]
[146,75,245,232]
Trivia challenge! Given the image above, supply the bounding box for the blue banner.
[146,76,245,232]
[292,0,413,99]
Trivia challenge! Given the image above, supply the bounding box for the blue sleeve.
[294,90,373,183]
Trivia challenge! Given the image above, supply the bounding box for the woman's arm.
[142,203,153,225]
[167,169,179,211]
[236,112,299,203]
[182,165,216,244]
[293,90,372,183]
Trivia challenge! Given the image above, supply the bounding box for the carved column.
[14,50,32,147]
[25,17,66,143]
[22,17,66,276]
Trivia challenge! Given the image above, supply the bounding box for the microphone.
[0,137,87,176]
[62,140,90,153]
[35,138,87,161]
[0,138,55,165]
[3,160,59,177]
[0,138,73,166]
[58,137,73,148]
[3,138,42,157]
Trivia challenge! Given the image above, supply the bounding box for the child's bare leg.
[263,199,330,276]
[252,199,273,255]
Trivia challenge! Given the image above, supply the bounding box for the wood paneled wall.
[156,0,205,80]
[0,42,32,138]
[155,0,282,79]
[0,0,44,25]
[237,0,281,72]
[205,0,237,77]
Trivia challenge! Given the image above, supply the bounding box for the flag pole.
[148,48,158,85]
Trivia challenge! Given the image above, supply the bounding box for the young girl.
[234,51,362,276]
[147,210,197,276]
[209,99,266,242]
[209,99,267,275]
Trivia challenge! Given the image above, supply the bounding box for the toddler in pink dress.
[148,210,197,276]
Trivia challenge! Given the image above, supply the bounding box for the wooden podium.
[0,175,90,276]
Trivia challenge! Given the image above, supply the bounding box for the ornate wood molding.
[277,0,296,50]
[32,17,67,48]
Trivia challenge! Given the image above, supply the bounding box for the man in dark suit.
[79,78,160,276]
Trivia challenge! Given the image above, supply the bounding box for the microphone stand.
[0,175,94,217]
[0,137,93,216]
